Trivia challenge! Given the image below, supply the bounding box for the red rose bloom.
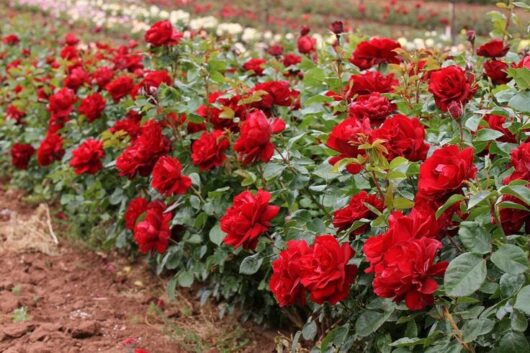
[141,70,172,93]
[64,67,89,91]
[220,189,280,250]
[371,114,429,162]
[348,93,396,126]
[11,143,35,170]
[243,58,266,76]
[60,45,78,60]
[116,120,171,178]
[476,39,509,58]
[428,65,476,112]
[234,110,285,165]
[297,31,316,54]
[37,132,65,166]
[417,145,476,201]
[191,130,230,171]
[483,114,517,143]
[350,37,401,70]
[110,110,142,140]
[498,195,530,235]
[133,201,172,254]
[64,33,79,46]
[504,142,530,184]
[346,71,397,99]
[299,235,357,304]
[484,60,511,85]
[6,105,26,124]
[151,156,192,197]
[270,240,311,307]
[282,53,302,67]
[326,117,371,174]
[93,66,114,89]
[48,88,77,120]
[78,92,106,122]
[333,191,384,234]
[251,81,299,109]
[125,197,149,230]
[2,34,19,46]
[106,75,134,102]
[144,20,182,47]
[70,138,105,175]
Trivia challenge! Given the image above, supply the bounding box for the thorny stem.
[490,199,505,237]
[443,307,476,353]
[370,170,385,200]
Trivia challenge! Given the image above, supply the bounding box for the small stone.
[70,321,100,339]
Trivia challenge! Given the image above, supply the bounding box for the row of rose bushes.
[1,3,530,352]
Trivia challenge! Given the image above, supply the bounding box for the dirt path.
[0,188,278,353]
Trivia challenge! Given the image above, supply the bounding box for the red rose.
[282,53,302,67]
[350,37,401,70]
[144,20,182,47]
[251,81,299,109]
[92,66,114,89]
[268,44,284,57]
[516,56,530,69]
[220,189,280,250]
[299,235,357,304]
[64,33,79,46]
[64,67,89,91]
[196,91,241,131]
[116,120,171,178]
[133,201,172,254]
[483,114,517,143]
[191,130,230,171]
[106,75,134,102]
[125,197,149,230]
[504,142,530,184]
[417,145,476,201]
[60,45,78,60]
[484,59,510,85]
[151,156,191,197]
[141,70,172,93]
[48,88,77,120]
[348,92,396,126]
[428,65,476,112]
[70,138,105,175]
[2,34,19,46]
[6,105,26,124]
[371,114,429,162]
[333,191,384,234]
[243,58,266,76]
[110,110,142,140]
[270,240,311,307]
[326,117,371,174]
[476,39,509,58]
[37,132,65,166]
[346,71,397,99]
[297,35,316,54]
[78,93,106,122]
[234,110,284,165]
[11,143,35,170]
[498,195,530,235]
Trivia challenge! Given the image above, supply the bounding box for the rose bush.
[1,2,530,352]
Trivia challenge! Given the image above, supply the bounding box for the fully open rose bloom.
[333,191,384,234]
[106,75,134,102]
[150,156,192,197]
[476,39,509,58]
[48,87,77,120]
[70,138,105,175]
[326,117,371,174]
[221,189,280,250]
[417,145,476,201]
[11,143,35,170]
[78,92,106,122]
[37,132,65,166]
[428,65,476,112]
[350,37,401,70]
[243,58,266,76]
[144,20,182,47]
[348,93,396,126]
[484,60,510,85]
[503,142,530,184]
[191,130,230,171]
[133,201,172,254]
[346,71,397,98]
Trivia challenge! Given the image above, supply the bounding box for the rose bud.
[448,101,463,119]
[330,21,344,35]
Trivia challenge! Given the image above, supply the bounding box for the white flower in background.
[216,23,243,36]
[242,28,260,42]
[190,16,218,30]
[170,10,190,24]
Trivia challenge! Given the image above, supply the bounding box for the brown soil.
[0,188,279,353]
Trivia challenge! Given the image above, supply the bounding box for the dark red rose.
[270,240,311,307]
[221,189,280,250]
[297,35,316,54]
[151,156,191,197]
[106,75,134,102]
[141,70,172,93]
[6,105,26,124]
[191,130,230,171]
[503,142,530,184]
[110,110,142,140]
[428,65,476,112]
[326,117,371,174]
[11,143,35,170]
[144,20,182,47]
[371,114,429,162]
[78,92,106,122]
[133,201,172,254]
[2,34,19,46]
[234,110,285,165]
[346,71,397,99]
[282,53,302,67]
[417,145,476,201]
[48,88,77,120]
[116,120,171,178]
[483,114,517,143]
[484,59,511,85]
[350,37,401,70]
[299,235,357,305]
[195,91,242,131]
[64,33,79,46]
[92,66,114,89]
[64,67,89,91]
[60,45,78,60]
[267,44,284,57]
[37,132,65,166]
[243,58,266,76]
[477,39,509,58]
[251,80,299,109]
[333,191,384,234]
[125,197,149,230]
[498,195,530,235]
[70,138,105,175]
[348,93,396,126]
[330,21,344,35]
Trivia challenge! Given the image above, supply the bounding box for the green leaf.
[500,273,525,297]
[507,68,530,90]
[475,128,505,142]
[167,275,178,300]
[491,244,529,274]
[208,223,225,245]
[444,253,487,297]
[320,325,349,352]
[497,332,530,353]
[436,194,465,219]
[509,91,530,113]
[511,310,528,332]
[302,320,317,340]
[462,318,494,343]
[467,191,495,210]
[499,184,530,206]
[239,253,263,275]
[514,285,530,316]
[458,222,491,255]
[355,308,394,337]
[303,67,326,88]
[177,270,194,288]
[263,163,286,179]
